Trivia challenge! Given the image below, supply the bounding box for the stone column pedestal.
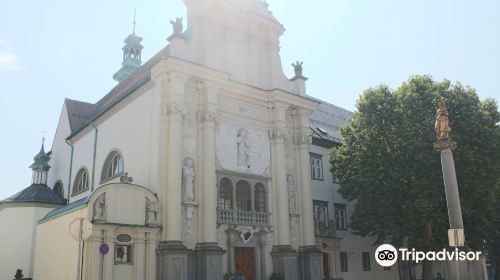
[157,241,191,280]
[194,242,225,280]
[271,245,299,280]
[298,245,323,280]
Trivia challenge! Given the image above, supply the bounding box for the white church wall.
[93,86,158,193]
[33,206,88,280]
[47,102,72,200]
[62,84,158,203]
[0,205,55,280]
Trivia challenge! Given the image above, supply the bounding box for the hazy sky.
[0,0,499,199]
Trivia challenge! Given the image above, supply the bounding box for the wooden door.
[234,247,255,280]
[323,252,330,279]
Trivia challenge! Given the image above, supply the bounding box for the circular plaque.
[99,243,109,255]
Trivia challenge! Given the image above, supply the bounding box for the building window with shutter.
[310,153,324,180]
[335,203,347,230]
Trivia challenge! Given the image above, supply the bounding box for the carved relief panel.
[216,120,270,175]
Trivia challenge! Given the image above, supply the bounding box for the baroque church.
[0,0,430,280]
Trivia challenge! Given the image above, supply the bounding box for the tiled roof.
[309,101,353,144]
[39,197,88,223]
[1,184,66,205]
[65,46,170,135]
[65,99,95,131]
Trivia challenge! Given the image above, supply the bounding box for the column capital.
[433,138,457,152]
[162,104,186,120]
[293,134,312,145]
[198,111,218,124]
[269,127,287,140]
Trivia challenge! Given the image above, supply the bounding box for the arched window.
[53,180,64,198]
[236,180,251,211]
[101,151,124,182]
[73,168,89,195]
[219,178,232,210]
[254,183,266,212]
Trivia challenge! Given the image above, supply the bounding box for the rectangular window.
[310,153,324,180]
[115,244,133,264]
[313,200,329,235]
[335,204,347,230]
[340,251,348,272]
[362,252,371,271]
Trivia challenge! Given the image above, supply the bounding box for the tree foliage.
[329,75,500,256]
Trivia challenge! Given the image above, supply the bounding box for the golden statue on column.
[435,101,451,138]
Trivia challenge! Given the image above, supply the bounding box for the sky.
[0,0,499,199]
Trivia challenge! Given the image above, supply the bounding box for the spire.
[30,135,50,185]
[113,11,144,83]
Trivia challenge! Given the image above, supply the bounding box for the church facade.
[0,1,406,280]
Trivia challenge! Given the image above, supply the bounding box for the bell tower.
[113,12,144,83]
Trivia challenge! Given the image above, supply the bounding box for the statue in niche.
[170,17,183,35]
[93,193,106,222]
[183,158,195,202]
[237,129,250,170]
[146,197,159,225]
[435,101,451,139]
[292,61,303,77]
[287,175,297,213]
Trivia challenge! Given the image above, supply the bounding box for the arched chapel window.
[219,178,232,210]
[73,168,89,195]
[101,151,124,182]
[254,183,266,212]
[236,180,251,211]
[53,180,64,198]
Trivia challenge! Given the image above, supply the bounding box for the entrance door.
[323,253,330,279]
[234,247,255,280]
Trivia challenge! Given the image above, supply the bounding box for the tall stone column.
[270,104,299,280]
[433,101,464,231]
[195,82,224,280]
[433,101,465,280]
[295,110,323,280]
[156,70,191,280]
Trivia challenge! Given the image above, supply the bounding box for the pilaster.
[194,81,225,280]
[269,102,299,279]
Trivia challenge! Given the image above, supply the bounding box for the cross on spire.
[40,128,47,144]
[133,9,137,34]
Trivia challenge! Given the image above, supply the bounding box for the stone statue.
[146,198,159,225]
[14,269,23,280]
[93,193,106,222]
[292,61,303,76]
[435,101,451,139]
[120,172,133,184]
[183,159,195,202]
[170,17,183,35]
[237,129,250,170]
[287,175,297,213]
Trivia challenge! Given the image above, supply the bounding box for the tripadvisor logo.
[374,244,482,267]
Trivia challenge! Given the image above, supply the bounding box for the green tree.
[329,75,500,280]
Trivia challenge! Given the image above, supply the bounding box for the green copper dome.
[29,143,50,170]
